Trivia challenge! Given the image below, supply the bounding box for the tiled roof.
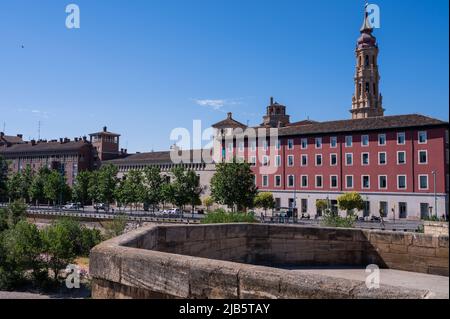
[235,114,447,137]
[211,113,247,129]
[104,149,212,165]
[0,140,91,155]
[0,135,23,144]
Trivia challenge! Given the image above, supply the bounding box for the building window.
[378,134,386,146]
[419,175,429,190]
[330,154,337,166]
[275,175,282,187]
[301,175,308,188]
[379,175,387,189]
[316,175,323,188]
[397,175,407,190]
[301,154,308,167]
[397,132,406,145]
[316,154,323,166]
[250,141,256,152]
[237,156,245,163]
[361,135,369,147]
[315,138,322,149]
[275,155,281,167]
[345,136,353,147]
[330,175,338,188]
[362,175,370,189]
[345,153,353,166]
[238,142,245,152]
[361,153,369,166]
[418,150,428,164]
[301,138,308,149]
[399,202,408,219]
[397,151,406,165]
[263,156,269,166]
[276,139,281,150]
[301,199,308,213]
[288,139,294,150]
[346,175,354,189]
[418,131,427,144]
[250,156,256,167]
[263,141,269,151]
[379,152,387,165]
[287,175,295,188]
[330,136,337,148]
[262,175,269,187]
[287,155,294,167]
[228,143,233,152]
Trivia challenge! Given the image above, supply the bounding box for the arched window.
[365,55,369,66]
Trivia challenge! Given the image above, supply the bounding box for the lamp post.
[432,170,437,219]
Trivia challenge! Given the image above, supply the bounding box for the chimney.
[74,137,79,142]
[31,140,36,146]
[0,132,4,138]
[82,136,87,142]
[270,97,274,105]
[227,112,232,120]
[103,126,107,132]
[59,138,63,144]
[17,134,23,139]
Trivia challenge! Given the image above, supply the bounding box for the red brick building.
[0,127,123,186]
[212,9,449,220]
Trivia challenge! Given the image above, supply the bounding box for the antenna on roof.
[38,121,41,140]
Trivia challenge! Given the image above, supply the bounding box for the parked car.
[63,203,82,210]
[94,203,107,211]
[168,208,182,215]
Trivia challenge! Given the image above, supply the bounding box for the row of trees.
[0,156,205,211]
[0,201,102,290]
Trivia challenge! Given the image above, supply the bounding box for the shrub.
[201,209,258,224]
[321,209,356,228]
[102,214,127,240]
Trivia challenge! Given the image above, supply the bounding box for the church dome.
[357,32,376,49]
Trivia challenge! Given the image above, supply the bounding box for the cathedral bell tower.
[350,4,385,119]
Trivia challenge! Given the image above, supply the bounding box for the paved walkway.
[290,267,449,299]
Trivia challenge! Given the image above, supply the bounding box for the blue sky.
[0,0,448,153]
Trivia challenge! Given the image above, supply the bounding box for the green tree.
[142,166,165,212]
[202,196,214,212]
[0,156,8,201]
[337,192,365,216]
[72,171,92,206]
[4,200,27,229]
[7,172,22,201]
[316,199,329,216]
[29,167,50,206]
[119,170,144,211]
[41,221,77,280]
[161,182,175,209]
[210,161,258,212]
[1,221,45,285]
[20,166,33,203]
[254,192,275,215]
[43,170,70,206]
[91,165,118,208]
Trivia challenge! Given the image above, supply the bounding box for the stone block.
[436,248,449,258]
[165,226,187,243]
[188,259,240,299]
[438,235,449,248]
[225,224,248,238]
[388,244,409,254]
[412,234,438,248]
[186,226,205,241]
[238,266,282,299]
[408,246,436,257]
[89,246,124,283]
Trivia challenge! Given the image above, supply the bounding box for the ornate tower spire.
[350,3,385,119]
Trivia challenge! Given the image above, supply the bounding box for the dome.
[357,32,376,49]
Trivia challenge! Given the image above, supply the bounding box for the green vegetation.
[337,192,365,217]
[254,192,275,215]
[210,161,258,212]
[320,193,365,228]
[0,202,102,290]
[321,209,356,228]
[202,196,214,212]
[201,209,258,224]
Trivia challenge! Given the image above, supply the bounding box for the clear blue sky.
[0,0,448,153]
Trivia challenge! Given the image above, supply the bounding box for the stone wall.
[424,222,449,236]
[90,224,449,299]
